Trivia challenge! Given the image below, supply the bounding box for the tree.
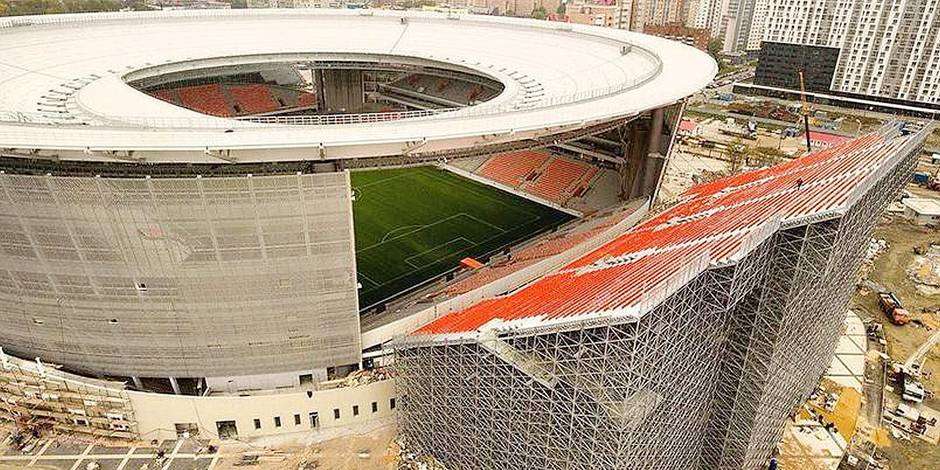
[531,5,547,20]
[1,0,122,16]
[556,2,566,15]
[725,138,747,174]
[707,38,723,61]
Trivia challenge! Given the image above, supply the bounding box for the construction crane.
[798,70,812,152]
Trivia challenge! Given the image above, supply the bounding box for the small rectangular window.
[333,408,340,420]
[371,401,378,413]
[353,405,359,416]
[294,414,301,426]
[274,416,281,428]
[253,418,261,430]
[390,398,396,410]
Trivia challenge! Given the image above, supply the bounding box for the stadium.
[0,8,711,385]
[0,7,927,469]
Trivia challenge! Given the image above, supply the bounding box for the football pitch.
[351,166,574,309]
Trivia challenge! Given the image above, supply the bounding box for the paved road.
[0,436,293,470]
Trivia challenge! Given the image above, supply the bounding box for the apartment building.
[757,0,940,106]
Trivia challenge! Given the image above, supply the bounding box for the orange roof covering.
[809,131,852,146]
[413,129,913,337]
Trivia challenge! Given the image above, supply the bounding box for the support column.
[131,376,143,389]
[169,377,182,395]
[647,107,665,156]
[314,65,326,112]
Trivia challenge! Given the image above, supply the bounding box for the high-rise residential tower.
[753,0,940,107]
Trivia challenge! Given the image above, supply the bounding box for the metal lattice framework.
[393,125,926,469]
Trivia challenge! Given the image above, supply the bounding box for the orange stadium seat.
[177,84,231,117]
[476,150,550,187]
[526,157,594,204]
[227,84,280,115]
[297,91,318,108]
[151,89,181,105]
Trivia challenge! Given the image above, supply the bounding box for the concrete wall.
[205,368,329,394]
[129,379,396,441]
[0,171,361,378]
[320,69,365,113]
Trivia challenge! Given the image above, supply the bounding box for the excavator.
[878,292,911,325]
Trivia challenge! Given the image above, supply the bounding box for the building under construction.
[394,124,929,469]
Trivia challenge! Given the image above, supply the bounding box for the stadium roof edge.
[0,9,716,163]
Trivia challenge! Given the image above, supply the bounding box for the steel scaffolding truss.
[394,127,925,470]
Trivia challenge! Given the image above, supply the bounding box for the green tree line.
[0,0,126,16]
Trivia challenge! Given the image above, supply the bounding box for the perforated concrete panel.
[0,171,360,378]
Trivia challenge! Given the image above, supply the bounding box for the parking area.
[0,437,266,470]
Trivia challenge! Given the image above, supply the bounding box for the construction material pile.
[395,436,448,470]
[908,244,940,295]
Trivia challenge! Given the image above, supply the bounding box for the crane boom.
[798,71,812,152]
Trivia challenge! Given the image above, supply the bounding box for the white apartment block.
[671,0,764,53]
[616,0,702,32]
[745,0,767,50]
[762,0,940,105]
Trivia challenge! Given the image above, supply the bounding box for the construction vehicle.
[928,177,940,192]
[878,292,911,325]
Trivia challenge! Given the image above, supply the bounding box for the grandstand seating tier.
[525,156,595,204]
[476,150,551,188]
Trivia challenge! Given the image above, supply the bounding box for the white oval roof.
[0,9,716,163]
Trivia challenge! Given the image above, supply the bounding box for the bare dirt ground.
[195,422,397,470]
[852,217,940,469]
[854,221,940,404]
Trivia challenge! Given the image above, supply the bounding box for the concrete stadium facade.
[394,125,928,469]
[0,171,360,379]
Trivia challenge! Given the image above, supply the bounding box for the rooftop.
[0,9,715,163]
[903,197,940,216]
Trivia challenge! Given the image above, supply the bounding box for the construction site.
[1,10,939,468]
[393,122,928,469]
[664,88,940,469]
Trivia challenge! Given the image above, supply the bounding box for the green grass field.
[351,166,573,309]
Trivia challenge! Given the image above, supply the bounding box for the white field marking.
[359,213,466,253]
[421,166,542,219]
[161,439,185,470]
[353,171,412,190]
[404,237,474,269]
[357,214,553,293]
[68,443,94,470]
[357,271,380,289]
[26,439,52,466]
[378,224,425,244]
[462,213,510,232]
[360,165,545,251]
[116,446,136,470]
